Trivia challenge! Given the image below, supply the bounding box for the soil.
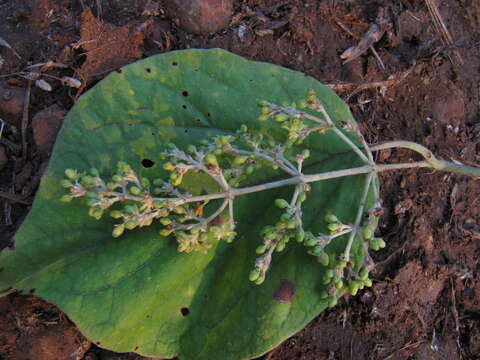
[1,0,479,359]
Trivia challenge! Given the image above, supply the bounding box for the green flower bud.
[61,179,73,188]
[159,229,172,237]
[112,174,123,183]
[141,178,150,188]
[334,279,344,289]
[327,296,337,308]
[112,224,125,238]
[190,225,202,234]
[107,182,117,190]
[301,149,310,159]
[214,148,223,156]
[324,213,339,223]
[320,290,329,299]
[254,273,265,285]
[306,90,316,103]
[359,268,369,281]
[153,178,164,186]
[317,251,330,266]
[325,269,334,279]
[328,223,342,232]
[90,168,99,177]
[296,228,305,243]
[88,207,103,220]
[363,278,372,287]
[86,198,98,207]
[160,218,172,226]
[375,237,386,249]
[260,107,270,115]
[163,162,176,171]
[364,227,374,240]
[125,219,138,230]
[204,153,218,167]
[296,100,307,109]
[305,236,317,247]
[257,114,270,122]
[349,281,360,296]
[65,169,76,179]
[274,113,288,122]
[239,124,248,133]
[298,192,307,203]
[256,99,268,107]
[286,219,296,229]
[369,238,380,251]
[233,156,248,166]
[129,186,141,196]
[337,260,348,269]
[86,191,97,198]
[110,210,123,219]
[274,198,289,209]
[82,175,94,186]
[256,244,267,254]
[60,195,73,203]
[275,241,286,252]
[172,175,183,186]
[249,269,260,282]
[173,206,185,214]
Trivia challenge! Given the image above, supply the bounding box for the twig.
[21,81,32,162]
[0,191,31,205]
[424,0,463,65]
[450,278,463,359]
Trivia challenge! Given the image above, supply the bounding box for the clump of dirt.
[0,0,479,359]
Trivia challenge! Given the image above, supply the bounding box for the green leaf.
[0,49,378,359]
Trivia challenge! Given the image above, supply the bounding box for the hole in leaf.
[172,62,178,66]
[96,341,101,345]
[29,288,36,294]
[184,129,188,133]
[273,279,295,302]
[134,346,139,351]
[151,132,155,136]
[207,113,211,117]
[180,307,190,316]
[141,159,155,168]
[196,119,201,122]
[146,314,151,318]
[182,105,187,109]
[182,91,189,97]
[0,268,4,272]
[145,68,151,73]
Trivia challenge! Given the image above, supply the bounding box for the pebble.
[166,0,233,34]
[0,85,24,125]
[32,104,66,158]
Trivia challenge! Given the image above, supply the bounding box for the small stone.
[0,145,7,171]
[32,104,66,158]
[166,0,233,35]
[0,85,24,125]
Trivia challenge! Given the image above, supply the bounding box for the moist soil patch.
[0,0,479,359]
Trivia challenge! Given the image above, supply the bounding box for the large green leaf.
[0,49,378,359]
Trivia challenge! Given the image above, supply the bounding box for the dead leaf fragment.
[78,8,144,80]
[340,23,385,64]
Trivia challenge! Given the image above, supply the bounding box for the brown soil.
[1,0,479,359]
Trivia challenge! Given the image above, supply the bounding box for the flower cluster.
[61,90,385,303]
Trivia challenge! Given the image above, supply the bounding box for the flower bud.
[233,156,248,166]
[274,198,289,209]
[324,213,339,223]
[186,145,197,154]
[254,273,265,285]
[163,162,176,171]
[112,224,125,238]
[349,281,360,296]
[296,228,305,243]
[129,186,141,196]
[245,165,254,175]
[257,114,270,122]
[125,219,138,230]
[327,296,337,308]
[256,244,267,254]
[301,149,310,159]
[61,179,73,188]
[363,278,372,287]
[317,251,330,266]
[112,175,123,183]
[159,229,172,237]
[298,192,307,203]
[359,268,369,281]
[364,227,374,240]
[110,210,123,219]
[65,169,76,179]
[160,218,172,226]
[274,113,288,123]
[249,269,260,282]
[204,154,218,167]
[275,241,286,252]
[256,99,268,107]
[90,168,99,177]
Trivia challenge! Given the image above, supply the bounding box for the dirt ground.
[0,0,479,359]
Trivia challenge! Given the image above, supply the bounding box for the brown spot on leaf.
[273,279,296,302]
